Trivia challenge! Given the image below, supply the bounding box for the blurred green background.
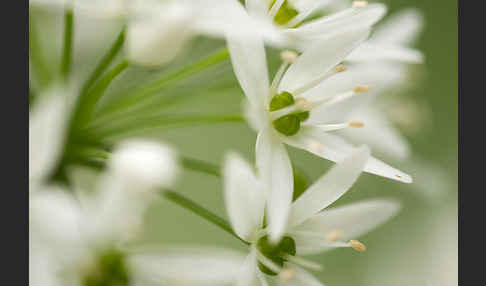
[30,0,457,285]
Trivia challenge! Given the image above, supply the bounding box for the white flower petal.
[236,248,259,286]
[371,8,424,46]
[130,248,245,285]
[109,139,179,191]
[256,126,293,243]
[338,105,411,160]
[246,0,269,18]
[279,28,370,93]
[288,146,369,227]
[347,42,424,63]
[291,199,401,255]
[228,31,270,109]
[29,90,69,186]
[277,265,324,286]
[29,188,83,247]
[223,152,265,241]
[288,3,386,49]
[283,126,412,183]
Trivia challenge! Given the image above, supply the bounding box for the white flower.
[228,26,412,193]
[29,86,74,190]
[221,147,401,285]
[347,8,425,63]
[29,139,179,286]
[243,0,387,51]
[126,0,257,67]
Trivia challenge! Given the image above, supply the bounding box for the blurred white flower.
[29,139,179,286]
[242,0,387,51]
[126,0,257,67]
[228,27,412,188]
[29,86,74,190]
[220,147,401,285]
[347,8,425,63]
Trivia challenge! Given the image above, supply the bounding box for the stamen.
[269,104,299,120]
[292,67,344,96]
[348,121,365,128]
[333,64,346,73]
[279,267,296,282]
[352,1,368,8]
[316,123,350,132]
[284,255,323,271]
[326,230,343,242]
[268,0,286,19]
[348,240,367,252]
[281,50,298,63]
[353,85,371,93]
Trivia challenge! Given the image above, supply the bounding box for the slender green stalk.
[75,60,129,127]
[60,10,74,79]
[181,157,221,177]
[97,48,230,119]
[29,13,52,88]
[162,191,249,245]
[81,28,126,96]
[89,114,244,139]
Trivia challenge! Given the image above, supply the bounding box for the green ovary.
[269,91,309,136]
[257,235,297,275]
[269,0,299,26]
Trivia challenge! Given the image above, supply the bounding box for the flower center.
[269,0,299,26]
[269,91,309,136]
[82,249,130,286]
[257,235,297,276]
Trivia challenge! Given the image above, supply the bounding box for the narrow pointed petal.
[279,28,370,93]
[129,248,245,285]
[236,248,259,286]
[246,0,270,18]
[277,265,324,286]
[227,31,270,109]
[283,126,412,183]
[338,105,411,160]
[347,43,424,63]
[256,126,293,242]
[371,8,424,46]
[288,3,386,49]
[288,146,370,227]
[223,152,265,241]
[291,199,401,255]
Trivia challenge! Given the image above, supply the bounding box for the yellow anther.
[352,1,368,8]
[333,64,346,73]
[353,85,371,93]
[348,240,367,252]
[348,121,365,128]
[281,50,298,63]
[326,230,343,242]
[279,267,296,282]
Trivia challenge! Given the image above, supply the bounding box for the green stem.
[162,191,249,245]
[75,60,129,127]
[60,10,74,79]
[88,114,244,139]
[81,28,126,96]
[181,157,221,177]
[29,12,52,88]
[96,48,230,120]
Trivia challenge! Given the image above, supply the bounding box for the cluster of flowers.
[29,0,424,285]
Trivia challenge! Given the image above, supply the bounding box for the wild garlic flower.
[228,27,412,189]
[243,0,387,51]
[29,139,179,286]
[347,8,425,63]
[221,147,401,285]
